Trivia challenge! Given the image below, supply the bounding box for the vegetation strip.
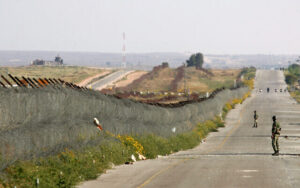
[285,64,300,102]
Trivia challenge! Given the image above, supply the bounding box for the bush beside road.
[284,64,300,102]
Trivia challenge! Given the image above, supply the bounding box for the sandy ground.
[114,71,148,88]
[77,71,111,86]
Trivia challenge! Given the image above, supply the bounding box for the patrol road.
[88,70,133,90]
[79,70,300,188]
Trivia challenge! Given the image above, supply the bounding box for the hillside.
[117,65,240,93]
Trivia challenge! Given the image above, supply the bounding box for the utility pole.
[122,32,126,69]
[183,63,189,100]
[183,63,187,94]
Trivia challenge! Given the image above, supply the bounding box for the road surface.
[77,71,111,87]
[88,70,133,90]
[79,70,300,188]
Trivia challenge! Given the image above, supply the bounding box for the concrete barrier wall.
[0,87,248,165]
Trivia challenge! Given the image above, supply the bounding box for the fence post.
[1,75,13,87]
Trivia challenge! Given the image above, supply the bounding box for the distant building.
[31,55,63,66]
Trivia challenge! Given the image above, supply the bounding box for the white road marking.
[237,170,258,173]
[276,115,300,118]
[285,146,300,149]
[275,111,300,113]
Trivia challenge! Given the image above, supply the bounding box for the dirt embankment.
[170,66,185,92]
[117,65,175,92]
[113,66,236,94]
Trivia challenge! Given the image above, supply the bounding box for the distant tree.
[288,64,300,76]
[186,53,204,68]
[161,62,169,68]
[239,67,256,80]
[285,74,298,85]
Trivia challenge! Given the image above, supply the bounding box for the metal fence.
[0,74,249,170]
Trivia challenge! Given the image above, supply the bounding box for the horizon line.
[0,49,299,56]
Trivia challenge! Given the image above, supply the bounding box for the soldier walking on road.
[253,110,258,128]
[271,115,281,156]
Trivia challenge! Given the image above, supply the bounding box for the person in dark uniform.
[271,115,281,156]
[253,110,258,128]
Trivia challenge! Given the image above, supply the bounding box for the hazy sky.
[0,0,300,54]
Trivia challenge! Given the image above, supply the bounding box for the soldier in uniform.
[271,115,281,156]
[253,110,258,128]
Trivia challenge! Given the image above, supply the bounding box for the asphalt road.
[88,70,133,90]
[79,70,300,188]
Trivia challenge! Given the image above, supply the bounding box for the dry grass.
[127,67,241,93]
[129,68,176,91]
[0,66,108,84]
[290,90,300,103]
[211,69,240,80]
[178,68,240,92]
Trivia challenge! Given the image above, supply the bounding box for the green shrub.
[288,64,300,76]
[1,141,133,188]
[285,73,298,85]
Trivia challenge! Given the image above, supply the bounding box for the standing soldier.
[271,115,281,156]
[253,110,258,128]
